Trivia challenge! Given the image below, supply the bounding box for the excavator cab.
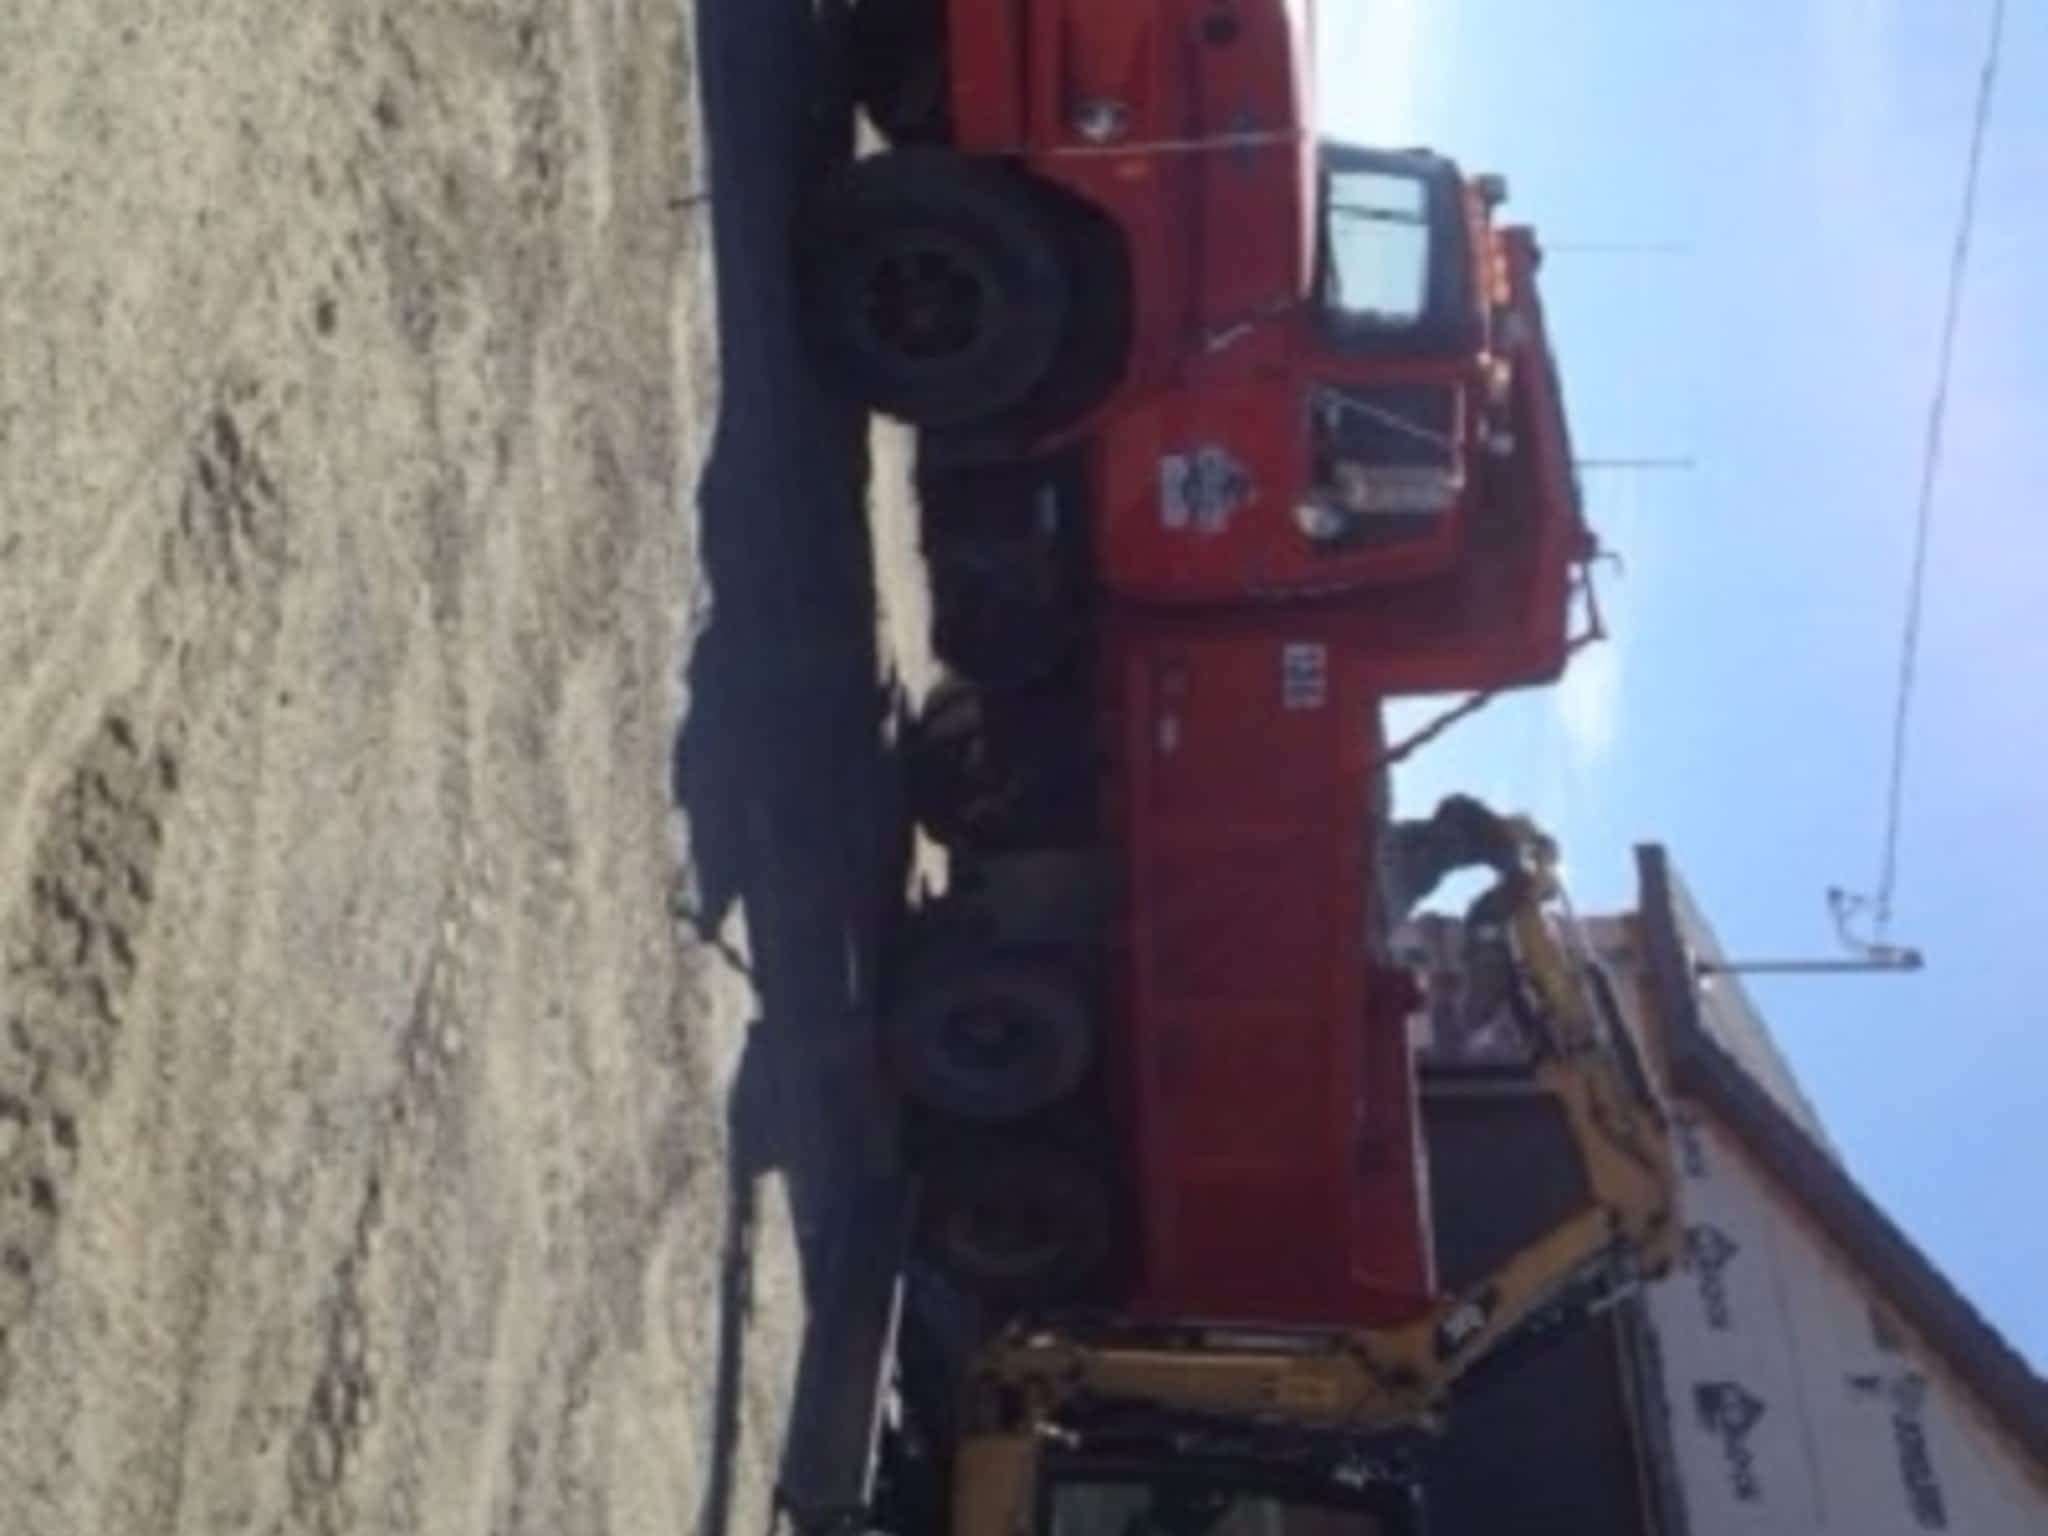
[1039,1441,1421,1536]
[952,1386,1430,1536]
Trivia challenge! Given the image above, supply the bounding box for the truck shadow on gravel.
[674,3,914,1535]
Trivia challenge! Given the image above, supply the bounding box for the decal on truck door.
[1158,445,1253,533]
[1281,643,1327,710]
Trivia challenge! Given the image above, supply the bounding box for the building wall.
[1591,929,2048,1536]
[1648,1098,2044,1534]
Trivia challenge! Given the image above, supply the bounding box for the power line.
[1860,0,2006,942]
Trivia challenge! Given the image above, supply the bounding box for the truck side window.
[1320,170,1431,330]
[1313,386,1457,472]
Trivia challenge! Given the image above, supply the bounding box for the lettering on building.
[1692,1380,1767,1503]
[1673,1106,1711,1179]
[1682,1223,1739,1330]
[1850,1370,1949,1530]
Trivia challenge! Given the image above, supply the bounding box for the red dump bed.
[1112,616,1436,1327]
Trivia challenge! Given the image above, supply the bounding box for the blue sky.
[1319,0,2045,1368]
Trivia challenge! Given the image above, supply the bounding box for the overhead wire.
[1859,0,2007,942]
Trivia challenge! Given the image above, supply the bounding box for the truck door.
[1100,148,1489,603]
[1255,150,1483,593]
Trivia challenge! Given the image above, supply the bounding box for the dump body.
[944,860,1680,1536]
[1110,615,1435,1325]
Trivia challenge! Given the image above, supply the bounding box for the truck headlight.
[1295,500,1352,542]
[1297,467,1461,545]
[1348,466,1461,515]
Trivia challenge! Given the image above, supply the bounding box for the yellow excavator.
[931,820,1680,1536]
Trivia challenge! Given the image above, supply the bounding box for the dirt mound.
[0,2,920,1531]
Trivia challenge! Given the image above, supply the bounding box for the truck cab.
[809,3,1574,627]
[1098,142,1507,604]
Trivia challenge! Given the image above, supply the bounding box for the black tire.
[920,197,1134,463]
[923,1149,1113,1305]
[798,150,1069,429]
[850,0,951,145]
[888,962,1094,1123]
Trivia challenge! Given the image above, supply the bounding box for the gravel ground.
[0,1,926,1532]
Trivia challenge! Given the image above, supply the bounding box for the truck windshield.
[1048,1478,1387,1536]
[1315,146,1478,356]
[1320,168,1432,329]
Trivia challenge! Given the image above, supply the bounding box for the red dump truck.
[801,0,1603,1334]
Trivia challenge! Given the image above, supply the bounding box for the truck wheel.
[850,0,951,144]
[924,1151,1112,1305]
[889,963,1093,1123]
[798,150,1069,429]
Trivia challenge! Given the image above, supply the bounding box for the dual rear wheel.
[886,957,1116,1306]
